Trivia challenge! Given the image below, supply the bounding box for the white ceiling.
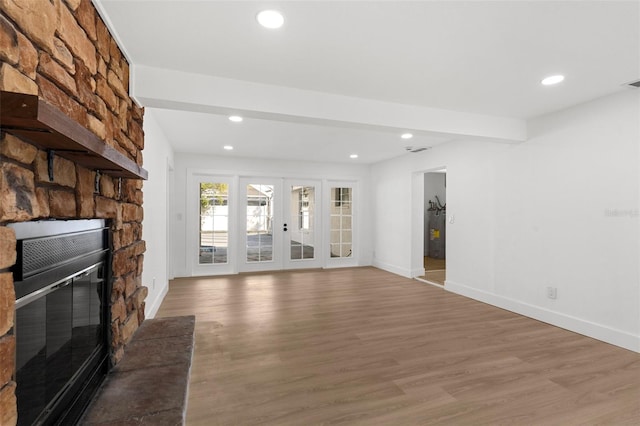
[95,0,640,164]
[149,108,452,162]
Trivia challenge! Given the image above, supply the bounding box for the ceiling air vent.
[405,146,430,153]
[627,79,640,88]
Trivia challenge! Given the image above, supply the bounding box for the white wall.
[141,109,175,318]
[171,153,372,278]
[372,90,640,352]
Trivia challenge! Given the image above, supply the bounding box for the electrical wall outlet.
[546,286,557,299]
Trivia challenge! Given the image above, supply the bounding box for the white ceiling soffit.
[94,0,640,161]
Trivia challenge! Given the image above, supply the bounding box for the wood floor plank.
[155,267,640,425]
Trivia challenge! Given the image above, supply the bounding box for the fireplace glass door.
[15,263,105,426]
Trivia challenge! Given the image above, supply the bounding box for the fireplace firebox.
[9,220,111,426]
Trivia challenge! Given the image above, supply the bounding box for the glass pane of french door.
[330,187,353,258]
[199,182,229,264]
[246,184,274,263]
[289,185,315,260]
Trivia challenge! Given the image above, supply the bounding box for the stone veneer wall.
[0,1,147,424]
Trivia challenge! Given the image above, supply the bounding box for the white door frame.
[187,173,237,276]
[411,167,447,279]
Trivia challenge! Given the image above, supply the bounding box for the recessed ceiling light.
[541,75,565,86]
[350,154,358,159]
[228,115,243,122]
[401,133,413,139]
[223,145,234,151]
[257,10,284,29]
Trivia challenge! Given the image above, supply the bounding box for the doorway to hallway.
[419,170,447,285]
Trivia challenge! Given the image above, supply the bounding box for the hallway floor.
[419,256,446,285]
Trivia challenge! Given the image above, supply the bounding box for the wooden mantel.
[0,91,148,180]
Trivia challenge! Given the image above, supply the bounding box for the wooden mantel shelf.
[0,91,148,180]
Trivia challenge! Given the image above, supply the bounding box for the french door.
[192,174,354,276]
[194,175,235,275]
[238,178,281,272]
[238,178,322,272]
[283,179,322,269]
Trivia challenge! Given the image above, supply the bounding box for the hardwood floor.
[156,267,640,425]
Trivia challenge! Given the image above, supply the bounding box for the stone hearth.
[0,0,147,424]
[81,316,195,425]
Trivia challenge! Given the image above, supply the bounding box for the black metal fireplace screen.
[10,220,111,426]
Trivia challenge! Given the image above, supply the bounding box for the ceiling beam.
[132,65,527,143]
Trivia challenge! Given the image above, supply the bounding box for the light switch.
[448,215,455,224]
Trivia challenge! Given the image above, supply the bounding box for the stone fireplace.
[0,0,147,424]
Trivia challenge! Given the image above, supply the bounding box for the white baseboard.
[145,282,169,319]
[372,258,413,278]
[445,280,640,353]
